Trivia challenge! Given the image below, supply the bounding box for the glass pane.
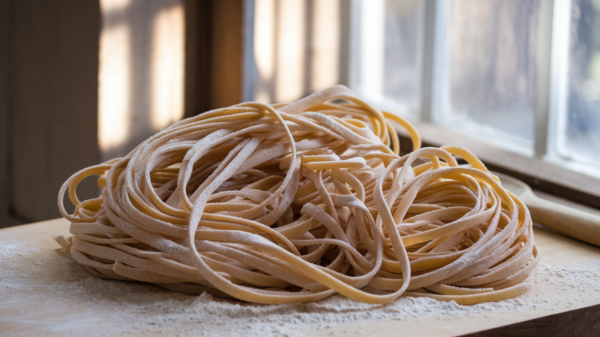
[382,0,424,112]
[558,0,600,166]
[355,0,423,116]
[442,0,539,146]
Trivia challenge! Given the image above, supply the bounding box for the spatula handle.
[526,194,600,247]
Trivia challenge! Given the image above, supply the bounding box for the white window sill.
[395,121,600,210]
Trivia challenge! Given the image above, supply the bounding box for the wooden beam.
[184,0,214,117]
[210,0,244,109]
[184,0,245,116]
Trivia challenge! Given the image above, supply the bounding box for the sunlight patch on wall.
[254,0,276,104]
[276,0,306,102]
[98,24,130,152]
[98,0,184,159]
[252,0,343,104]
[151,4,185,131]
[311,0,340,92]
[102,0,132,13]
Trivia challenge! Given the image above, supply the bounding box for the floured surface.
[1,218,599,337]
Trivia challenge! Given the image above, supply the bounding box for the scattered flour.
[1,240,599,337]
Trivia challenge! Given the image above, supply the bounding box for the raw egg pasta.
[56,85,539,305]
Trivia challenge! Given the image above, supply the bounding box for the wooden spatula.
[493,171,600,247]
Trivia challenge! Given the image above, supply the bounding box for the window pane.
[558,0,600,166]
[441,0,539,146]
[355,0,423,116]
[382,0,424,112]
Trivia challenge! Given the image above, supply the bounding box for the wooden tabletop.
[1,218,599,336]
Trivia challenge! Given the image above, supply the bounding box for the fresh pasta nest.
[56,85,539,305]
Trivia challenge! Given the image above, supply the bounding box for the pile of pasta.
[56,85,539,305]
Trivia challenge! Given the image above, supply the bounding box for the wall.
[1,0,101,225]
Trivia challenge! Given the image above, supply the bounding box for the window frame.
[347,0,600,209]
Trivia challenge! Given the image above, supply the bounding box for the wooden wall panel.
[184,0,214,117]
[10,0,101,222]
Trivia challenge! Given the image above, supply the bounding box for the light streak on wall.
[276,0,306,102]
[98,0,184,159]
[254,0,276,104]
[310,0,340,92]
[251,0,343,104]
[98,23,130,152]
[151,4,184,131]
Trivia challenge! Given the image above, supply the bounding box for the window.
[353,0,424,117]
[552,0,600,171]
[443,0,538,150]
[352,0,600,179]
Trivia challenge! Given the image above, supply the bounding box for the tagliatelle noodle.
[55,85,539,305]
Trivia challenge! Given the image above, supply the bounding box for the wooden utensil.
[494,171,600,247]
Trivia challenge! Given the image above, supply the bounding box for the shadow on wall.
[99,0,184,161]
[100,0,348,159]
[252,0,348,104]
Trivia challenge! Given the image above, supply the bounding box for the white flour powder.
[1,239,599,337]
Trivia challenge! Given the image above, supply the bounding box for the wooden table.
[1,218,599,336]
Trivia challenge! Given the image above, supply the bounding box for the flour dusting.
[1,239,599,337]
